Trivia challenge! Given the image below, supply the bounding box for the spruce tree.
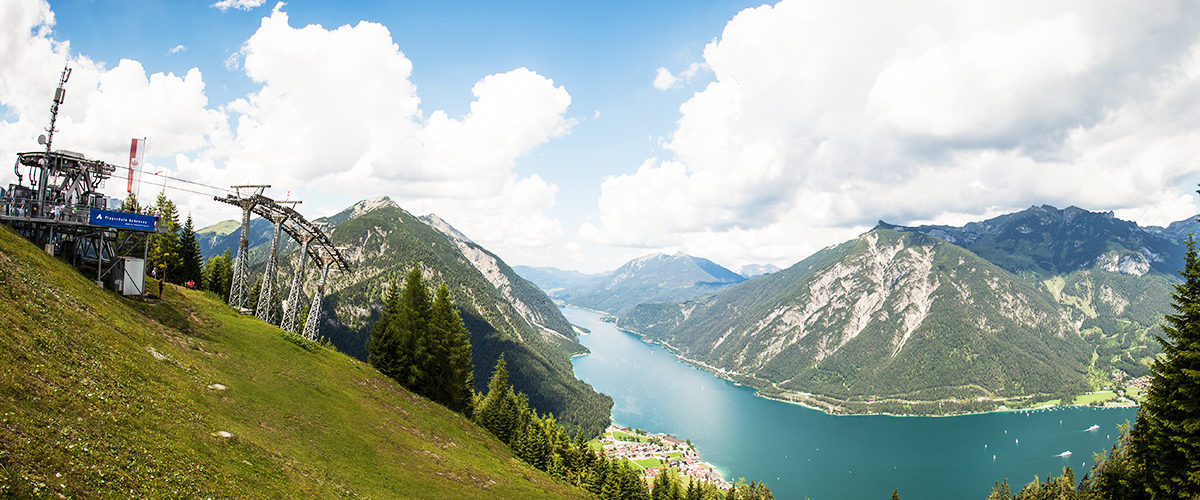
[1130,234,1200,498]
[432,284,475,416]
[478,355,513,441]
[394,267,433,392]
[368,282,403,381]
[178,214,203,285]
[148,192,182,282]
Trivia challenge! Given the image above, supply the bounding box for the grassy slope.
[0,225,584,499]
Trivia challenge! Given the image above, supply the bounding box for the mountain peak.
[419,213,473,243]
[349,196,398,216]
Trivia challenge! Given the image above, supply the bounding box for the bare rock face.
[620,228,1090,412]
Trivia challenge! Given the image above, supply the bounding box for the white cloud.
[652,62,707,90]
[218,4,573,255]
[0,0,227,204]
[586,0,1200,269]
[0,0,573,265]
[211,0,265,12]
[169,44,186,54]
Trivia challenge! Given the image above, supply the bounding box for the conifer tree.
[368,282,403,381]
[395,267,434,391]
[202,250,234,301]
[431,283,474,416]
[147,192,182,282]
[178,214,203,285]
[478,355,514,441]
[1129,233,1200,498]
[890,488,901,500]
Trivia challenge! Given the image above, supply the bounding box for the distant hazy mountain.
[513,265,604,300]
[619,205,1197,415]
[1146,213,1200,241]
[738,263,781,278]
[197,217,274,262]
[568,253,745,314]
[263,196,611,434]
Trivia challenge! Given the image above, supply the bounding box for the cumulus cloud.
[218,4,573,254]
[0,0,573,264]
[0,0,226,197]
[169,44,186,54]
[211,0,265,12]
[652,62,707,90]
[585,0,1200,269]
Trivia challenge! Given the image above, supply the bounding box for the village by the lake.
[595,424,730,489]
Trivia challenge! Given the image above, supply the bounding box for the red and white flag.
[127,138,145,194]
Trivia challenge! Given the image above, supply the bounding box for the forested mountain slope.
[282,197,612,435]
[621,228,1093,414]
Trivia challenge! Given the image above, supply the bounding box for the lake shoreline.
[580,307,1139,419]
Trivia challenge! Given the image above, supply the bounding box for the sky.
[2,0,1200,274]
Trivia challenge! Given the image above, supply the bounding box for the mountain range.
[201,197,612,435]
[618,205,1195,414]
[520,253,746,315]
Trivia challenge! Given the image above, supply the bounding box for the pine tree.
[431,283,475,416]
[178,214,203,285]
[890,488,901,500]
[394,267,433,392]
[1129,234,1200,498]
[368,282,403,381]
[119,192,140,213]
[478,355,513,442]
[248,276,263,313]
[217,249,233,300]
[986,479,1011,500]
[147,192,181,283]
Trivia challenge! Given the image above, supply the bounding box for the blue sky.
[4,1,1200,273]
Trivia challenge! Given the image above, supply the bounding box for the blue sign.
[89,209,157,231]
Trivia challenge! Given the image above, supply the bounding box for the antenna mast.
[37,65,71,216]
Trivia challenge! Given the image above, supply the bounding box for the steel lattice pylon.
[216,188,348,331]
[226,186,267,311]
[254,211,290,323]
[302,256,335,341]
[279,233,313,333]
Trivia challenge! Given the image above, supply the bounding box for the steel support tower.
[223,185,268,311]
[254,200,299,324]
[301,253,337,341]
[279,231,315,334]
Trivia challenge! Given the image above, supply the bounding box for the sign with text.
[89,209,157,232]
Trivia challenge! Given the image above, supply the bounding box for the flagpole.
[134,137,146,211]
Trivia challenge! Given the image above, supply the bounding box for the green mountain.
[566,253,746,314]
[621,228,1093,414]
[884,205,1200,380]
[620,206,1199,414]
[877,205,1184,277]
[284,197,612,436]
[197,217,274,262]
[0,224,585,498]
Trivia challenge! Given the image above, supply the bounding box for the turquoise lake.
[564,306,1139,500]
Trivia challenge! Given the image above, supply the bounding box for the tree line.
[475,354,773,500]
[365,266,773,499]
[118,192,268,305]
[368,266,475,415]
